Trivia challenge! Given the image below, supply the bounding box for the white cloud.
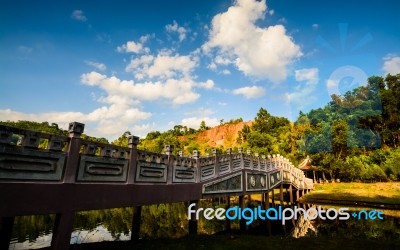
[287,68,319,109]
[295,68,319,83]
[312,24,319,29]
[126,51,197,80]
[117,41,149,54]
[382,54,400,75]
[198,79,215,89]
[71,10,87,22]
[203,0,301,83]
[232,86,266,99]
[0,107,151,139]
[165,20,188,42]
[131,123,156,138]
[181,117,219,129]
[81,71,201,105]
[85,60,106,71]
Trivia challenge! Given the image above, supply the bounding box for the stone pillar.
[0,216,14,250]
[271,189,275,207]
[296,189,299,202]
[239,195,246,232]
[188,200,198,235]
[165,145,174,184]
[131,206,142,240]
[225,196,231,233]
[265,192,271,236]
[63,122,84,183]
[127,135,139,184]
[51,211,74,250]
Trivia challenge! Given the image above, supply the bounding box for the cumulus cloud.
[0,107,151,139]
[203,0,301,82]
[382,54,400,75]
[125,51,197,80]
[81,71,201,105]
[117,35,151,54]
[165,20,188,42]
[286,68,319,109]
[85,60,106,71]
[181,117,219,129]
[232,86,266,99]
[71,10,87,22]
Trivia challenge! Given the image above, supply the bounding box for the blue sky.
[1,0,399,139]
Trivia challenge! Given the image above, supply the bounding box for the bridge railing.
[0,122,313,190]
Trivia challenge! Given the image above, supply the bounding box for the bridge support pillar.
[279,184,284,205]
[225,196,231,233]
[0,216,14,250]
[131,206,142,241]
[51,211,74,250]
[239,195,246,232]
[289,185,293,205]
[271,189,275,207]
[188,200,198,235]
[296,189,299,202]
[264,192,271,236]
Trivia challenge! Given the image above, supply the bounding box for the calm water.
[8,199,400,249]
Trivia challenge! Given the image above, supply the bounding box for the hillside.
[192,121,253,149]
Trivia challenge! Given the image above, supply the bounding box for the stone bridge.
[0,122,313,250]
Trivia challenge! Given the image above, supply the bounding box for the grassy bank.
[300,182,400,207]
[44,234,399,250]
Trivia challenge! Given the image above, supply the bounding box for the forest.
[1,74,399,183]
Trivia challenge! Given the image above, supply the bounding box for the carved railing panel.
[172,156,196,183]
[135,150,168,183]
[0,125,69,181]
[199,157,216,181]
[217,155,230,175]
[246,173,267,192]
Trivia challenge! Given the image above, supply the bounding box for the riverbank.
[40,234,399,250]
[300,182,400,209]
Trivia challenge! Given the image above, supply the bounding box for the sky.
[1,0,399,140]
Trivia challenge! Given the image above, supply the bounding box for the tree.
[199,121,209,132]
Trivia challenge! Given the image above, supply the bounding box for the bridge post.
[239,195,246,232]
[213,149,219,177]
[226,148,232,172]
[296,189,299,202]
[127,135,139,184]
[271,189,275,207]
[265,192,271,236]
[63,122,84,183]
[225,196,231,233]
[51,211,74,250]
[165,145,174,184]
[0,216,14,250]
[289,184,293,205]
[188,200,198,235]
[279,184,284,205]
[131,206,142,240]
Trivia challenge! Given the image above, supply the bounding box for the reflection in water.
[8,201,400,250]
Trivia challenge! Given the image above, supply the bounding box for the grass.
[52,234,400,250]
[301,182,400,205]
